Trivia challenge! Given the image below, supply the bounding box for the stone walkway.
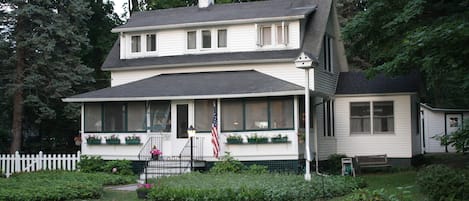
[105,184,139,191]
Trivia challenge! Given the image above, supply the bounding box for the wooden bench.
[355,154,392,174]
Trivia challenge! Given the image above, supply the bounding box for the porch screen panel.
[150,101,171,132]
[245,99,268,130]
[270,98,293,129]
[221,100,244,131]
[195,100,215,132]
[350,102,370,134]
[84,103,102,132]
[127,102,146,131]
[103,103,126,132]
[373,101,394,133]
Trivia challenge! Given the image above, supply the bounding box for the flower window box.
[271,135,288,143]
[86,139,101,145]
[125,135,141,145]
[226,138,243,144]
[247,134,269,144]
[105,135,121,145]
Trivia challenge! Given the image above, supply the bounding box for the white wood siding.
[110,62,315,91]
[334,95,414,158]
[421,107,469,153]
[120,21,300,59]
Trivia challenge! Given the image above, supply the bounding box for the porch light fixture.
[188,125,196,171]
[295,52,319,181]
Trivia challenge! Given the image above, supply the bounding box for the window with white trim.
[202,30,211,49]
[350,101,394,134]
[131,35,141,53]
[146,34,156,52]
[217,29,227,48]
[187,31,197,50]
[257,22,289,47]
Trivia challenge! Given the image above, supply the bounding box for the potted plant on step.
[136,183,153,199]
[150,146,162,160]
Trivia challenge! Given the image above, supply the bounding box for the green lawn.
[76,190,141,201]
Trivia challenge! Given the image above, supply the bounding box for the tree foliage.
[436,120,469,153]
[342,0,469,107]
[1,0,93,152]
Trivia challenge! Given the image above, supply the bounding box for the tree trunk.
[10,16,25,153]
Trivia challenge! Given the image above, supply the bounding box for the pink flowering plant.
[150,146,162,156]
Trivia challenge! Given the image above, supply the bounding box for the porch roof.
[63,70,304,102]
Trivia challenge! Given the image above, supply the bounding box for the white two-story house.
[64,0,421,172]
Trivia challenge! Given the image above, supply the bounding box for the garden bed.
[0,171,135,201]
[147,172,364,201]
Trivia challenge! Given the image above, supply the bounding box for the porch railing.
[179,137,204,161]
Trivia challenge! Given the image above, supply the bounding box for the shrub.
[0,171,135,201]
[148,172,363,201]
[246,164,269,174]
[78,155,105,173]
[210,152,246,173]
[103,160,133,175]
[323,153,348,175]
[346,189,403,201]
[416,165,468,201]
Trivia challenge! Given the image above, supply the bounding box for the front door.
[171,101,194,156]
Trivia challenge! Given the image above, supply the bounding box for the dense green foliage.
[322,153,348,175]
[0,171,135,201]
[342,0,469,107]
[416,165,468,201]
[148,172,364,201]
[345,188,411,201]
[210,152,246,173]
[0,0,121,153]
[78,155,134,175]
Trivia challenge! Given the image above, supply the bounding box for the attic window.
[146,34,156,52]
[257,22,289,47]
[131,35,141,52]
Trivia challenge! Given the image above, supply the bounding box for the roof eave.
[62,90,305,103]
[112,15,307,33]
[102,58,296,71]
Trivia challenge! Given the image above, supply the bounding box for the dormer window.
[257,22,289,47]
[186,28,228,51]
[218,29,227,48]
[131,35,141,52]
[146,34,157,52]
[202,30,211,49]
[187,31,197,50]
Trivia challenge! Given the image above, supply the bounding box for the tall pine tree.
[1,0,93,153]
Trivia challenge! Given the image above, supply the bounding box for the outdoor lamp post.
[295,52,319,181]
[188,125,196,171]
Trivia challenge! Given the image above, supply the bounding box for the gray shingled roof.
[64,70,304,102]
[102,40,300,70]
[102,0,334,71]
[335,72,419,95]
[114,0,316,32]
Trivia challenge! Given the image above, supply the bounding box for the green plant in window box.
[226,135,243,144]
[125,135,141,145]
[105,135,121,145]
[271,134,288,143]
[247,134,269,144]
[86,135,102,145]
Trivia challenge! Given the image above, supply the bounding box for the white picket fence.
[0,151,81,178]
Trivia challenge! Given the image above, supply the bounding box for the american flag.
[211,101,220,158]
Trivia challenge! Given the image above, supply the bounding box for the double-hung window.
[350,101,394,134]
[131,35,141,53]
[217,29,227,48]
[323,35,333,72]
[257,22,289,47]
[187,31,197,50]
[202,30,211,49]
[146,34,157,52]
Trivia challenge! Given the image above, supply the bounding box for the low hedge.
[148,172,364,201]
[0,171,135,201]
[417,165,468,201]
